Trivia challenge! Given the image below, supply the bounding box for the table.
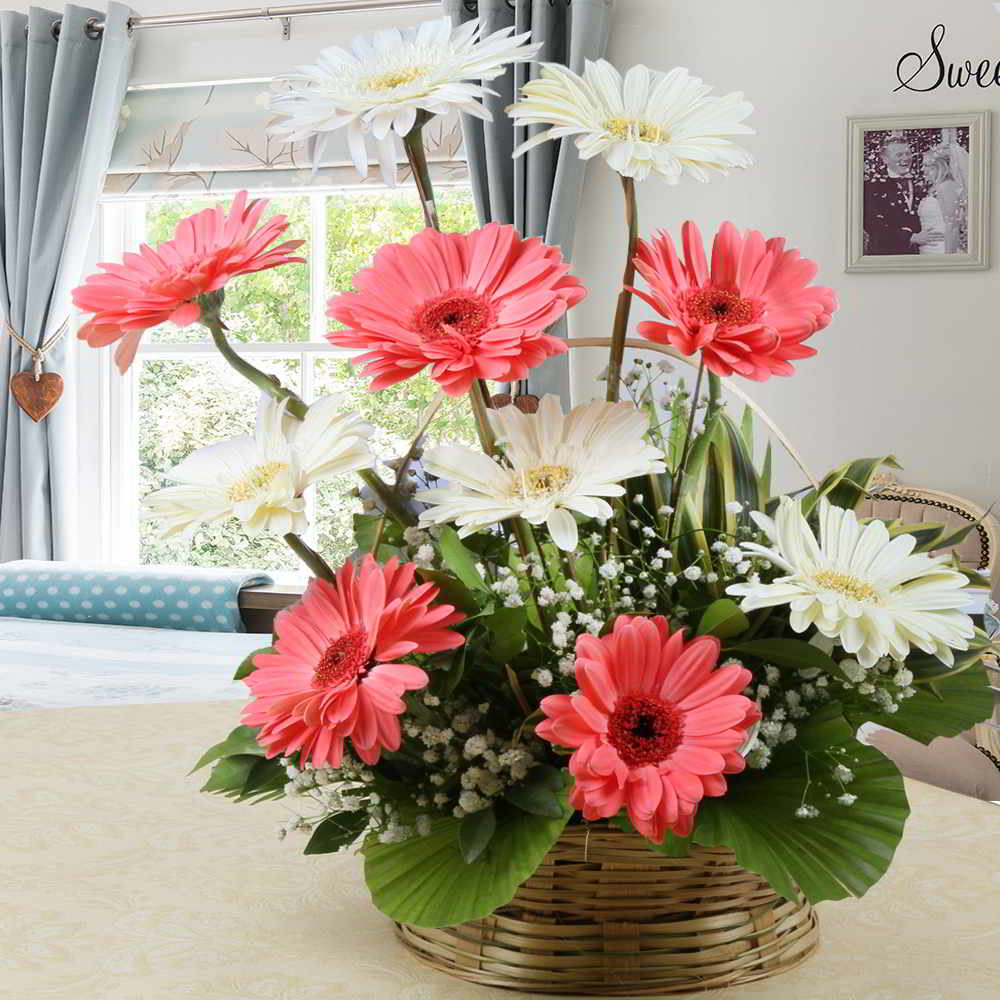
[3,701,998,1000]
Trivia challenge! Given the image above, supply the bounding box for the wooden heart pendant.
[10,371,64,422]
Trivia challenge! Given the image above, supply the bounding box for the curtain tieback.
[4,318,69,380]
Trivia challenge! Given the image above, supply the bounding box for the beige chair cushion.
[867,728,1000,802]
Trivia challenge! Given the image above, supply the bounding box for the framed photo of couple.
[846,111,990,271]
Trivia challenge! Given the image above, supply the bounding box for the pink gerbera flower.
[326,223,586,396]
[243,555,465,768]
[536,616,760,843]
[631,221,838,380]
[72,191,305,372]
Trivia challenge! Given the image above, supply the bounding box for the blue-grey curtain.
[441,0,612,401]
[0,4,134,560]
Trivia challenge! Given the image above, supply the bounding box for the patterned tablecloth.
[3,700,998,1000]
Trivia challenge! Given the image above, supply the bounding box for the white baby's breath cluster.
[403,694,544,820]
[276,753,376,843]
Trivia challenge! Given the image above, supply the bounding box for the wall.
[570,0,1000,530]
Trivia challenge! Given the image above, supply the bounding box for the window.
[93,187,479,574]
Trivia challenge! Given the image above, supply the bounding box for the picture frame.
[846,111,990,272]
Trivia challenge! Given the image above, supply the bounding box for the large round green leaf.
[846,660,992,745]
[692,704,909,904]
[362,802,570,927]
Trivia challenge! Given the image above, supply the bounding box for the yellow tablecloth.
[2,701,998,1000]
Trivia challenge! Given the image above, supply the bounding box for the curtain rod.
[48,1,440,40]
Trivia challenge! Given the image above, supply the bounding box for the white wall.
[571,0,1000,523]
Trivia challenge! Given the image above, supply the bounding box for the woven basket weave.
[396,824,818,995]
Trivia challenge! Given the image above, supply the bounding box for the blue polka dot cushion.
[0,562,274,632]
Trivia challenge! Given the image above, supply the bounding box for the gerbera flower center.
[227,461,288,503]
[512,464,573,500]
[313,626,371,688]
[685,288,758,328]
[607,694,684,768]
[413,290,497,344]
[604,117,667,143]
[366,65,428,91]
[812,569,880,604]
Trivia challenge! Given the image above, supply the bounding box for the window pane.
[325,187,479,304]
[137,354,302,572]
[143,194,311,344]
[310,358,478,566]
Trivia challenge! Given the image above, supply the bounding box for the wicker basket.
[395,824,818,995]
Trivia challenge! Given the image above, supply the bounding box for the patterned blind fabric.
[105,80,468,195]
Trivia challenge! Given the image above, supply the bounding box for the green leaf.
[693,705,909,904]
[434,634,472,697]
[437,527,488,592]
[199,754,260,796]
[304,811,369,855]
[459,807,497,863]
[416,568,480,614]
[905,631,994,680]
[363,802,571,926]
[233,646,273,681]
[760,442,773,500]
[710,412,763,526]
[191,724,266,774]
[488,605,528,662]
[667,383,690,473]
[353,512,383,552]
[725,638,840,674]
[571,548,599,602]
[504,766,566,818]
[235,756,287,802]
[674,494,711,570]
[697,598,750,639]
[846,659,992,744]
[802,456,900,516]
[740,404,754,456]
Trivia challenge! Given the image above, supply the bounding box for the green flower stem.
[283,532,336,582]
[666,357,706,541]
[510,517,538,562]
[605,175,639,403]
[707,371,724,416]
[402,116,440,232]
[359,469,418,528]
[204,315,308,421]
[468,378,500,458]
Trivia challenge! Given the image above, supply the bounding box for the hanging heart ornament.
[10,371,64,422]
[4,317,69,422]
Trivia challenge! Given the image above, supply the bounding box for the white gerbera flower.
[726,498,975,668]
[145,394,373,538]
[508,60,753,183]
[268,17,539,185]
[416,395,665,550]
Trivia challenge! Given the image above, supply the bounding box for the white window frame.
[82,180,470,569]
[89,189,349,567]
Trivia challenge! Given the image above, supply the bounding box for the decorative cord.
[974,744,1000,774]
[4,317,70,380]
[870,490,991,570]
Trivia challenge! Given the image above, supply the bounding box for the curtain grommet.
[50,19,60,41]
[85,18,104,41]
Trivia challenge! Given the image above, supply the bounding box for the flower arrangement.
[76,15,995,951]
